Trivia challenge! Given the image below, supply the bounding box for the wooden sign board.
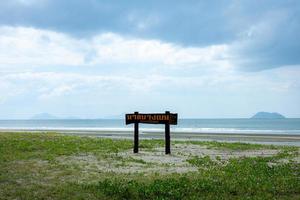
[125,113,178,125]
[125,111,178,154]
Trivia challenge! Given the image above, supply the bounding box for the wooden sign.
[126,113,178,125]
[125,111,178,154]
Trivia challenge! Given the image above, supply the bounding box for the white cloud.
[0,26,230,70]
[0,78,24,103]
[0,26,299,117]
[0,26,86,68]
[1,65,299,104]
[0,24,298,99]
[230,9,299,70]
[39,84,74,99]
[89,33,230,69]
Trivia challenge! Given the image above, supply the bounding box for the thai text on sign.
[125,113,178,125]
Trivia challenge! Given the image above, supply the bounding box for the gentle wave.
[1,127,300,134]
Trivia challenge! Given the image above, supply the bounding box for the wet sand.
[1,128,300,146]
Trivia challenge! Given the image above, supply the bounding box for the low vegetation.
[0,132,299,199]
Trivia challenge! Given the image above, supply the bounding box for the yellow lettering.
[162,115,169,121]
[151,116,157,121]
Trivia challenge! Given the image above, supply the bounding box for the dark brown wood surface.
[126,111,177,154]
[165,111,171,154]
[125,113,177,125]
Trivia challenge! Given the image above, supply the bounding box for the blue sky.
[0,0,299,119]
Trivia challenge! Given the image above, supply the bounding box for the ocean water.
[0,118,300,134]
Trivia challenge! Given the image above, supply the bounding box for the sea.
[0,118,300,135]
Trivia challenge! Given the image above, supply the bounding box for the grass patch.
[139,139,165,150]
[176,140,279,150]
[0,132,132,162]
[0,132,299,200]
[84,156,300,199]
[187,155,219,168]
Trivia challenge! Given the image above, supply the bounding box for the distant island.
[251,112,285,119]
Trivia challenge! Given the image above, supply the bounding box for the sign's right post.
[134,111,139,153]
[165,111,171,154]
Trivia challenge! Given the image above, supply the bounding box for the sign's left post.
[134,112,139,153]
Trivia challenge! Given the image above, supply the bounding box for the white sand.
[56,144,283,174]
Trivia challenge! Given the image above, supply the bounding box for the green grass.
[187,155,219,168]
[175,140,280,150]
[0,132,133,162]
[0,132,299,200]
[85,155,299,200]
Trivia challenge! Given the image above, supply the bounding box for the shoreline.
[1,129,300,146]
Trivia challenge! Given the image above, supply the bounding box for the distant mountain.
[251,112,285,119]
[31,113,58,120]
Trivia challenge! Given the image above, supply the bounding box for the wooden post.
[165,111,171,154]
[134,112,139,153]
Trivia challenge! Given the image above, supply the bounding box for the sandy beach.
[1,128,300,146]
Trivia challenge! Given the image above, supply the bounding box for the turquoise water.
[0,118,299,134]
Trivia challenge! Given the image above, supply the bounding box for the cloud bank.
[0,0,299,70]
[0,1,299,118]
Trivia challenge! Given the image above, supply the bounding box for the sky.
[0,0,299,119]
